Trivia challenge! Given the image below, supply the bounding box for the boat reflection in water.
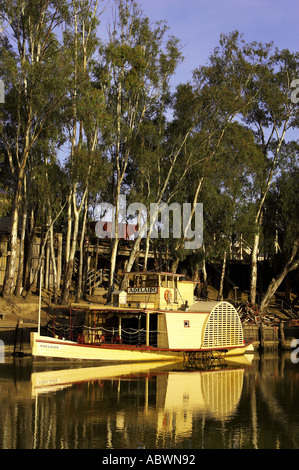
[31,361,179,396]
[31,355,253,447]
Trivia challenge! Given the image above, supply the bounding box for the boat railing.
[89,327,158,347]
[46,322,160,347]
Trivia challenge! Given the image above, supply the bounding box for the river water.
[0,352,299,450]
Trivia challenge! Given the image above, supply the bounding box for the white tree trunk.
[15,181,28,297]
[76,200,88,302]
[3,193,21,298]
[250,231,260,305]
[202,244,208,299]
[49,224,58,304]
[218,251,227,300]
[108,187,121,300]
[61,187,87,305]
[260,239,299,314]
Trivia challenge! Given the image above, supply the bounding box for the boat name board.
[128,287,158,294]
[38,343,62,350]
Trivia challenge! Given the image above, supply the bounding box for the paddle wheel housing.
[201,301,244,349]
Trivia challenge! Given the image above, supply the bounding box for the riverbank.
[0,291,49,328]
[0,292,49,356]
[0,289,105,356]
[0,289,104,326]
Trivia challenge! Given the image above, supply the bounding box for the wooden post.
[13,320,19,356]
[14,319,23,356]
[146,311,150,346]
[38,263,42,335]
[69,306,72,341]
[138,315,141,345]
[279,322,286,350]
[118,316,122,342]
[259,323,265,351]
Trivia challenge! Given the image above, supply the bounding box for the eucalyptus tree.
[243,48,299,305]
[196,122,263,298]
[259,169,299,314]
[23,155,68,301]
[0,0,72,299]
[0,141,12,217]
[97,0,183,298]
[121,81,193,282]
[158,32,272,275]
[122,32,273,280]
[60,0,105,305]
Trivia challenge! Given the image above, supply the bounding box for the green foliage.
[0,0,299,296]
[268,169,299,251]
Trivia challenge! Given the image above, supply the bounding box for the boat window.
[129,277,135,287]
[145,275,158,287]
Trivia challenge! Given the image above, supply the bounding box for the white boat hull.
[31,333,254,363]
[31,333,184,362]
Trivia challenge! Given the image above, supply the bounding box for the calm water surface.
[0,353,299,449]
